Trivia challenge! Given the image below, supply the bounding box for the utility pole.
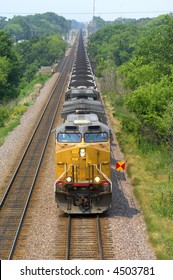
[92,0,96,32]
[93,0,95,19]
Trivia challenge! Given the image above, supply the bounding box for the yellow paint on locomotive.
[55,139,111,183]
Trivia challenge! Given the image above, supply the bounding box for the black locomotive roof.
[55,114,109,135]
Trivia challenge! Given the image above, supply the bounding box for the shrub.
[0,107,9,127]
[11,105,27,117]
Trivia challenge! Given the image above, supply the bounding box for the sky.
[0,0,173,22]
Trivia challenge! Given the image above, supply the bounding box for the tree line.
[0,13,68,130]
[88,14,173,147]
[0,12,69,104]
[0,31,67,103]
[0,12,71,41]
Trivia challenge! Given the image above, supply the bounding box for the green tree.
[0,31,20,101]
[88,24,138,69]
[15,34,67,83]
[125,77,173,142]
[4,23,24,41]
[1,13,71,40]
[0,16,8,29]
[89,14,173,145]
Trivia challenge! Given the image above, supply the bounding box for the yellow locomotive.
[54,113,112,214]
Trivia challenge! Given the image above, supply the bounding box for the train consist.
[54,31,112,214]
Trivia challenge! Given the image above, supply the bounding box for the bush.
[0,107,9,127]
[122,114,141,135]
[11,105,27,117]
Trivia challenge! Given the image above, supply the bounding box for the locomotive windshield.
[84,132,108,143]
[57,133,82,143]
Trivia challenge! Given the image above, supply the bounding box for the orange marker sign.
[116,161,126,171]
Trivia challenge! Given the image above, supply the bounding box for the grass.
[0,73,51,146]
[103,87,173,260]
[0,117,21,146]
[19,73,51,99]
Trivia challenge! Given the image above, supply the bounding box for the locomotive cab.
[54,114,112,214]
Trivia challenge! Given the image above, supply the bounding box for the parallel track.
[0,47,76,260]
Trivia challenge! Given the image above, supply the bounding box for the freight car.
[54,30,112,214]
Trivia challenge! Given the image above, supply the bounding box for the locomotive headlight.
[66,176,72,183]
[94,176,101,183]
[80,148,86,157]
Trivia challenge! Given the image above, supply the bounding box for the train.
[54,30,112,214]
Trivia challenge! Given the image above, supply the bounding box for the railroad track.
[65,215,114,260]
[0,46,76,260]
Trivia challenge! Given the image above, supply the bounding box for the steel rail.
[66,216,71,260]
[96,215,103,259]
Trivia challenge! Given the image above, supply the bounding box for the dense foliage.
[0,31,67,103]
[0,12,68,104]
[0,30,20,101]
[15,34,67,83]
[88,14,173,146]
[0,12,71,41]
[88,14,173,259]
